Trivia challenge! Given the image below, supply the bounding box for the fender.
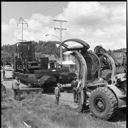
[107,84,126,108]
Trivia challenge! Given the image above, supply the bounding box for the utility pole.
[53,19,67,65]
[17,17,28,42]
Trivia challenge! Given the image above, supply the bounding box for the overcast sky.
[2,2,126,50]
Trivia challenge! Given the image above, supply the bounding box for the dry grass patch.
[2,90,126,128]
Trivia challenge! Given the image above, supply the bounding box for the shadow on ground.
[75,106,126,122]
[109,108,126,122]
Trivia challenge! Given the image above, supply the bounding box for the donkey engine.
[60,39,126,120]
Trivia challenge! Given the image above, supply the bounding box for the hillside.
[1,41,126,64]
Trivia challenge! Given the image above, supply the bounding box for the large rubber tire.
[89,87,117,120]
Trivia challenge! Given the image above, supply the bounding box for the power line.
[17,17,28,42]
[53,19,68,64]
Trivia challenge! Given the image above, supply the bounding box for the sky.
[2,2,126,50]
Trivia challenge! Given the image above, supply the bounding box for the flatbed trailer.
[19,87,43,94]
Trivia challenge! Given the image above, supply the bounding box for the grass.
[1,89,126,128]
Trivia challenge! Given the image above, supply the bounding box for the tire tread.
[89,87,117,120]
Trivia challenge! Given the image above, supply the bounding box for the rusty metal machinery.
[60,39,126,120]
[13,41,76,92]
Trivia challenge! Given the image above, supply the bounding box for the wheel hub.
[97,100,104,110]
[95,98,105,112]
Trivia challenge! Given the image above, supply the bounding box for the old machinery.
[13,41,76,92]
[60,39,126,120]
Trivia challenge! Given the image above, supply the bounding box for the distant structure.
[53,19,68,64]
[35,53,58,69]
[17,17,28,42]
[110,49,126,65]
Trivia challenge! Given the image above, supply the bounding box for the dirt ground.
[1,70,126,128]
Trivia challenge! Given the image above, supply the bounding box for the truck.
[13,41,76,92]
[60,38,126,120]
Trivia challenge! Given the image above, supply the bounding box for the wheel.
[89,87,117,120]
